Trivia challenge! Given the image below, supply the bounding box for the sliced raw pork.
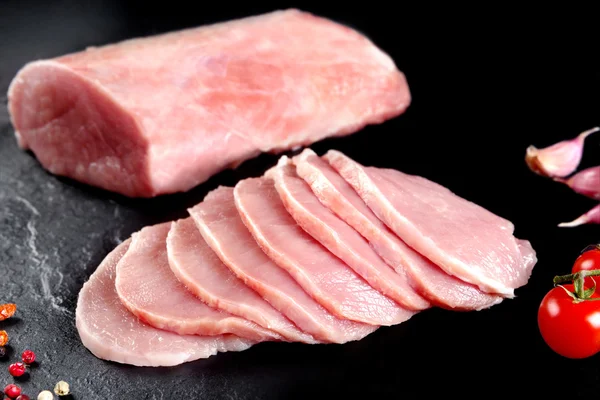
[115,222,281,342]
[75,240,254,367]
[167,218,314,343]
[189,187,376,343]
[268,157,430,311]
[292,149,502,310]
[324,150,536,297]
[8,9,410,197]
[234,177,415,326]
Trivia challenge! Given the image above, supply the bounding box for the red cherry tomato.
[572,248,600,287]
[573,248,600,272]
[538,284,600,358]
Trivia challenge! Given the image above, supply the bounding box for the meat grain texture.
[8,9,410,197]
[166,218,313,343]
[115,222,281,341]
[76,240,254,367]
[291,149,503,310]
[76,150,537,367]
[189,187,376,343]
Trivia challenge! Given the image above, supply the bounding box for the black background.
[1,1,600,399]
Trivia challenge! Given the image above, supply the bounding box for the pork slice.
[293,149,502,310]
[234,177,415,326]
[324,150,536,297]
[268,156,430,311]
[167,218,314,343]
[189,187,376,343]
[75,240,254,367]
[115,222,281,342]
[8,9,410,198]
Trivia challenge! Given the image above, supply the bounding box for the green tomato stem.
[553,270,600,300]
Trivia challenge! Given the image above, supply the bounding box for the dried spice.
[8,362,26,378]
[36,391,53,400]
[21,350,35,365]
[0,304,16,321]
[53,381,69,396]
[4,384,21,398]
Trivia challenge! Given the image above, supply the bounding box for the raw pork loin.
[75,240,254,367]
[166,218,313,343]
[324,150,536,297]
[115,222,281,341]
[234,177,416,326]
[268,157,430,311]
[7,9,410,197]
[189,187,377,343]
[292,149,503,310]
[76,149,536,367]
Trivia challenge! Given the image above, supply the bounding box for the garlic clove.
[525,126,599,178]
[558,203,600,227]
[557,165,600,200]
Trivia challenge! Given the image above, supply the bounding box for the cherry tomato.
[538,284,600,358]
[572,248,600,287]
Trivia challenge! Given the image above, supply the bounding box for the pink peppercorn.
[21,350,35,365]
[3,384,21,398]
[8,362,26,377]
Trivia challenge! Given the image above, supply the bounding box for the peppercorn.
[52,382,68,397]
[8,362,26,377]
[16,395,31,400]
[4,384,21,398]
[36,392,53,400]
[0,304,16,321]
[21,350,35,365]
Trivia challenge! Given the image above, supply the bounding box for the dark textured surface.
[1,2,600,399]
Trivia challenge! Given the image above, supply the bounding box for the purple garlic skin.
[525,127,599,178]
[559,203,600,227]
[559,166,600,200]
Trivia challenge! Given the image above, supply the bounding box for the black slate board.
[1,2,600,399]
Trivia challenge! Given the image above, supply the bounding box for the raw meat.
[292,149,502,310]
[324,150,536,297]
[7,9,410,197]
[268,156,430,310]
[75,240,254,367]
[167,217,315,343]
[115,222,281,342]
[189,187,377,343]
[234,177,415,326]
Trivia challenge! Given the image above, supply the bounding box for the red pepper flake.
[0,304,16,321]
[0,331,8,347]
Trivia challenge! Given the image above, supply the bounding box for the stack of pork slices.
[75,149,537,367]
